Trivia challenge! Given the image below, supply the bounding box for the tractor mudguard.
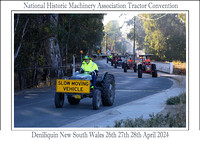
[101,72,108,82]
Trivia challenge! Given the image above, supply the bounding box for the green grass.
[173,61,186,75]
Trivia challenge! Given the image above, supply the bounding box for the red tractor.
[111,55,123,68]
[111,55,117,66]
[137,54,157,78]
[123,57,137,72]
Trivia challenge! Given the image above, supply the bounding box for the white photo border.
[11,10,189,131]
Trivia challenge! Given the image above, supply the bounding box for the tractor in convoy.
[137,54,157,78]
[113,55,124,68]
[107,53,113,63]
[55,71,115,110]
[107,53,125,68]
[123,57,137,72]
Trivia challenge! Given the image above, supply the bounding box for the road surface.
[14,59,173,127]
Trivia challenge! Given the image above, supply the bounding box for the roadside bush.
[114,112,186,127]
[166,96,180,105]
[166,93,186,105]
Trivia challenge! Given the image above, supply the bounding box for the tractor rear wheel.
[55,93,65,108]
[138,65,142,78]
[93,89,101,110]
[68,96,80,105]
[152,64,158,77]
[101,74,115,106]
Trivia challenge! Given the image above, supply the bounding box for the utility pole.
[114,35,116,53]
[105,34,107,54]
[133,16,136,62]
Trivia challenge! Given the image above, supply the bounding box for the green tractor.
[55,72,115,110]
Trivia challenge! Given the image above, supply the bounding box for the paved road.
[14,59,173,127]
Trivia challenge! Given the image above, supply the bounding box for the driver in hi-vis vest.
[80,56,99,89]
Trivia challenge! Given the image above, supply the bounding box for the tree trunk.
[14,18,29,62]
[44,14,63,79]
[14,14,20,37]
[44,37,63,78]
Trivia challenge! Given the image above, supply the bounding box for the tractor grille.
[146,65,151,71]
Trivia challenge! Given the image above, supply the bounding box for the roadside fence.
[14,65,81,90]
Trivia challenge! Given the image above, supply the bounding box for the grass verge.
[173,61,186,75]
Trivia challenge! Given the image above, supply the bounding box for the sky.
[103,12,138,37]
[103,12,139,53]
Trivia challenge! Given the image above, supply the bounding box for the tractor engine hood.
[70,72,92,80]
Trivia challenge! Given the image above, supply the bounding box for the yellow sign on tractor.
[56,79,90,93]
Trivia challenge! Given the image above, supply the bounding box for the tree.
[178,13,186,26]
[136,14,186,61]
[103,20,123,53]
[14,14,105,89]
[126,16,146,50]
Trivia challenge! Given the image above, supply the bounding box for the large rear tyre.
[55,93,65,108]
[93,89,101,110]
[138,65,142,78]
[152,64,158,77]
[68,96,80,105]
[101,74,115,106]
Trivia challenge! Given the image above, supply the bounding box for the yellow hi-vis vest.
[81,60,99,72]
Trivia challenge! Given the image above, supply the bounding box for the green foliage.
[178,13,186,26]
[127,14,186,62]
[114,112,186,127]
[127,16,146,50]
[166,96,180,105]
[166,93,186,105]
[103,20,128,53]
[14,14,104,70]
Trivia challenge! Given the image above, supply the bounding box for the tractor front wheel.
[134,64,137,72]
[138,65,142,78]
[101,74,115,106]
[124,64,127,72]
[114,63,117,68]
[93,89,102,110]
[152,64,158,77]
[55,93,65,108]
[122,63,124,69]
